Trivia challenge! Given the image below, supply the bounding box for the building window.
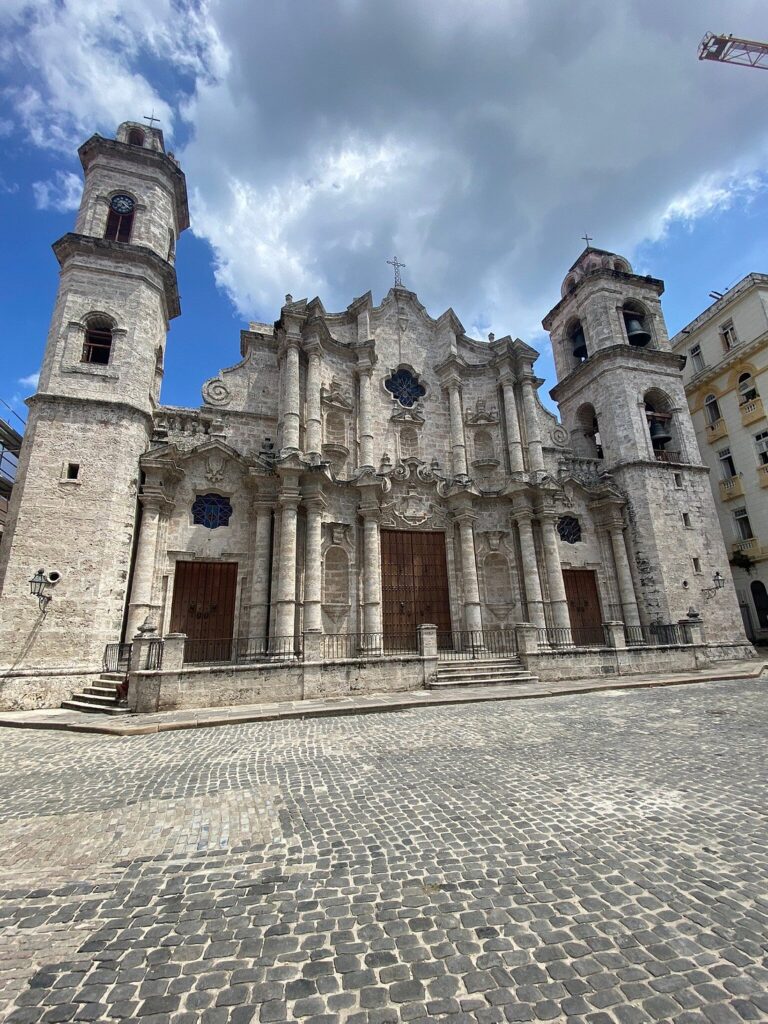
[704,394,721,425]
[750,580,768,629]
[127,128,145,146]
[81,317,113,364]
[718,447,737,480]
[105,194,135,242]
[557,515,582,544]
[733,507,754,542]
[720,320,738,351]
[384,367,426,408]
[692,557,702,574]
[673,473,683,488]
[738,372,758,405]
[682,512,692,528]
[192,493,233,530]
[755,430,768,466]
[689,344,705,373]
[66,463,80,480]
[325,411,346,447]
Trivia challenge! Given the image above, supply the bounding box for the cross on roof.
[582,233,593,247]
[143,110,160,129]
[387,255,406,288]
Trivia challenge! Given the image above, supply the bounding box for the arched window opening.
[167,230,176,264]
[105,194,135,242]
[127,128,145,147]
[400,426,419,460]
[474,430,494,462]
[82,316,113,365]
[738,372,758,405]
[567,319,587,361]
[574,403,603,459]
[750,580,768,630]
[704,394,721,425]
[622,302,651,348]
[644,389,679,460]
[325,411,346,447]
[323,546,350,607]
[155,347,164,372]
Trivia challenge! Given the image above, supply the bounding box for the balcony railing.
[705,418,728,443]
[537,626,608,650]
[654,449,681,464]
[718,475,745,501]
[437,627,518,661]
[624,623,690,647]
[758,464,768,489]
[183,634,302,665]
[321,632,417,659]
[732,537,759,555]
[740,397,765,427]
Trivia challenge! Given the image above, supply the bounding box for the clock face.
[110,194,135,215]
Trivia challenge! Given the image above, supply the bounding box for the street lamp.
[28,568,61,612]
[703,571,726,599]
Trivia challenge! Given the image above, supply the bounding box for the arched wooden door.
[381,530,451,649]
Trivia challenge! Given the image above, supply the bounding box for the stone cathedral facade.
[0,122,752,708]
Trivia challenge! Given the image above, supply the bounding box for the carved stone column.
[361,508,383,636]
[357,365,374,468]
[305,343,322,456]
[539,514,570,629]
[499,374,524,473]
[446,377,468,478]
[455,510,483,633]
[248,499,273,638]
[279,336,301,452]
[274,482,300,638]
[516,512,546,627]
[126,494,172,639]
[520,374,544,474]
[303,494,325,632]
[608,521,641,627]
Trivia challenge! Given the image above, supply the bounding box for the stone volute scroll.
[202,375,232,406]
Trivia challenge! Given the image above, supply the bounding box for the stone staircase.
[61,673,131,715]
[431,657,537,689]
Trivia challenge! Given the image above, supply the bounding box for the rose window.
[384,367,426,408]
[192,493,233,529]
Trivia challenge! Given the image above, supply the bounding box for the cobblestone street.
[1,678,767,1024]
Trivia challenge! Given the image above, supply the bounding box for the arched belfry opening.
[567,318,588,362]
[644,389,678,460]
[622,301,652,348]
[573,402,603,459]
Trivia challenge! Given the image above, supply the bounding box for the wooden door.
[381,530,451,648]
[562,569,602,630]
[169,560,238,663]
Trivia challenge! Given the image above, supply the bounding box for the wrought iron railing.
[322,632,418,659]
[654,449,681,463]
[437,628,517,661]
[183,634,302,665]
[624,623,692,647]
[538,625,608,650]
[146,638,164,670]
[103,642,132,674]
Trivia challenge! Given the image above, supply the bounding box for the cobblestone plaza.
[1,680,767,1024]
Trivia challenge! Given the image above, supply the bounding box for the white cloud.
[4,0,768,347]
[32,171,82,212]
[18,372,40,391]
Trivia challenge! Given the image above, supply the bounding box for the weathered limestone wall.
[0,671,100,711]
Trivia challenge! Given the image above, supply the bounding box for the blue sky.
[2,0,768,422]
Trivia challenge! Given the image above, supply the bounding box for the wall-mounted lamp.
[29,568,61,612]
[703,570,726,600]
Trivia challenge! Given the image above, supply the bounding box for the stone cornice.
[53,233,181,319]
[682,329,768,396]
[27,391,154,425]
[542,268,664,330]
[549,345,684,402]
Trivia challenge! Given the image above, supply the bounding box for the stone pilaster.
[454,506,483,633]
[279,335,301,452]
[126,493,172,639]
[248,499,273,638]
[520,374,544,474]
[607,521,641,628]
[357,363,374,468]
[305,342,322,456]
[360,509,383,636]
[539,514,570,629]
[274,477,300,638]
[303,493,325,632]
[516,512,546,628]
[499,374,524,474]
[446,377,468,478]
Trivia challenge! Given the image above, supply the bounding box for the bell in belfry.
[571,323,588,359]
[625,314,651,347]
[649,418,672,446]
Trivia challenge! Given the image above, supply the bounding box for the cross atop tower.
[581,233,593,247]
[387,255,406,288]
[143,110,160,129]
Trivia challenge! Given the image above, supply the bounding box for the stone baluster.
[516,512,546,628]
[520,374,544,474]
[305,343,322,456]
[539,514,571,629]
[446,377,468,478]
[608,521,641,627]
[303,495,325,632]
[499,373,524,473]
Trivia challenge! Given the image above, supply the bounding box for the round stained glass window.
[557,515,582,544]
[384,367,426,408]
[192,493,233,529]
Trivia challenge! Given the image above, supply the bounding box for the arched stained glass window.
[192,493,233,529]
[384,367,426,408]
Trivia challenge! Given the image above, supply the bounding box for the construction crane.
[699,31,768,70]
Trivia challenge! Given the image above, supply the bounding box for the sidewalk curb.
[0,665,764,737]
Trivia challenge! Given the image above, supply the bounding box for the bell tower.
[544,247,746,641]
[0,121,188,704]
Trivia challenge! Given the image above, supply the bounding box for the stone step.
[430,673,538,689]
[85,685,120,697]
[70,691,121,707]
[436,664,523,679]
[100,672,126,682]
[60,699,129,715]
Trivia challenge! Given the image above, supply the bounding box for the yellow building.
[671,273,768,643]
